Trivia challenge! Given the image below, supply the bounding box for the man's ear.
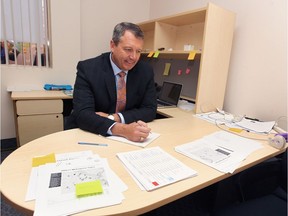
[110,40,115,51]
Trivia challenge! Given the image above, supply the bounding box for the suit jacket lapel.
[102,56,117,104]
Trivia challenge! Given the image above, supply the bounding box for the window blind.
[1,0,50,67]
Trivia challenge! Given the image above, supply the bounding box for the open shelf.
[138,3,236,113]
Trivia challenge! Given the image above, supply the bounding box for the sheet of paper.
[175,131,263,173]
[34,156,125,216]
[117,146,197,191]
[32,153,56,167]
[177,99,195,111]
[188,51,196,60]
[153,50,160,58]
[195,112,275,134]
[147,51,154,57]
[235,118,275,133]
[163,62,171,75]
[107,132,160,147]
[25,150,94,201]
[195,111,234,124]
[75,180,103,197]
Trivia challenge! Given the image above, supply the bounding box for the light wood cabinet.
[138,3,236,113]
[11,91,72,146]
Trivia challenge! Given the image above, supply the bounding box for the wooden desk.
[1,108,285,216]
[10,90,185,146]
[11,91,72,146]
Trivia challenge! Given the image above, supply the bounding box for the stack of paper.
[175,131,263,173]
[195,112,275,134]
[117,147,197,191]
[26,151,127,216]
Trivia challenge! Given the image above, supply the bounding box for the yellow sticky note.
[153,50,160,58]
[75,180,103,197]
[188,51,196,60]
[147,51,154,57]
[163,63,171,76]
[32,153,56,167]
[229,128,243,133]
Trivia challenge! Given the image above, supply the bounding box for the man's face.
[110,30,143,71]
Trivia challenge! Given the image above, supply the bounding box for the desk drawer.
[16,100,63,115]
[17,114,63,146]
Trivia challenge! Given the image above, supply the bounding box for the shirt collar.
[109,53,128,76]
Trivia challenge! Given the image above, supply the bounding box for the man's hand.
[111,120,151,142]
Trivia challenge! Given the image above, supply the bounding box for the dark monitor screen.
[158,81,182,105]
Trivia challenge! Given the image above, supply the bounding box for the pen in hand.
[136,120,152,134]
[78,142,108,147]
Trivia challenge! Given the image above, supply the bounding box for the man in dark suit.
[68,22,157,142]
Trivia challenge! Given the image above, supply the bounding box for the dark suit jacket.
[67,52,157,136]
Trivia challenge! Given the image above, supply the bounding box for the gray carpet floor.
[1,149,27,216]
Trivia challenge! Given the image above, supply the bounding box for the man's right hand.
[111,120,151,142]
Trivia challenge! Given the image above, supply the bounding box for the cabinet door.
[17,114,63,146]
[195,3,235,113]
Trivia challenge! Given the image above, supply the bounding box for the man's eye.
[124,48,132,52]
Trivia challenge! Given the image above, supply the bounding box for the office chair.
[212,150,287,216]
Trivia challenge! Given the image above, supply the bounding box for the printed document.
[175,131,263,173]
[117,146,197,191]
[33,155,126,216]
[195,112,275,134]
[25,150,94,201]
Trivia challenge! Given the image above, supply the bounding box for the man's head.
[110,22,144,71]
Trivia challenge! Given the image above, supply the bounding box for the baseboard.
[1,138,17,151]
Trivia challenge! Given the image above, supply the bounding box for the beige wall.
[1,0,287,140]
[0,0,150,140]
[1,0,81,139]
[149,0,287,130]
[80,0,150,59]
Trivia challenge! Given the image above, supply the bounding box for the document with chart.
[117,146,197,191]
[33,154,127,216]
[25,150,94,201]
[175,131,263,173]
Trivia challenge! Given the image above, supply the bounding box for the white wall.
[1,0,81,139]
[149,0,287,130]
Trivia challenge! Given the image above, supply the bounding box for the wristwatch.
[108,114,115,120]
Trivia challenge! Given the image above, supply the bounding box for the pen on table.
[78,142,108,147]
[245,116,260,122]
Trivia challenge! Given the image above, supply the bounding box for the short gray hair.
[112,22,144,45]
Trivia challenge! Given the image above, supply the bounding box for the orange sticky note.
[32,153,56,167]
[147,51,154,57]
[188,51,196,60]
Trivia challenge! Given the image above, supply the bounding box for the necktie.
[116,71,126,112]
